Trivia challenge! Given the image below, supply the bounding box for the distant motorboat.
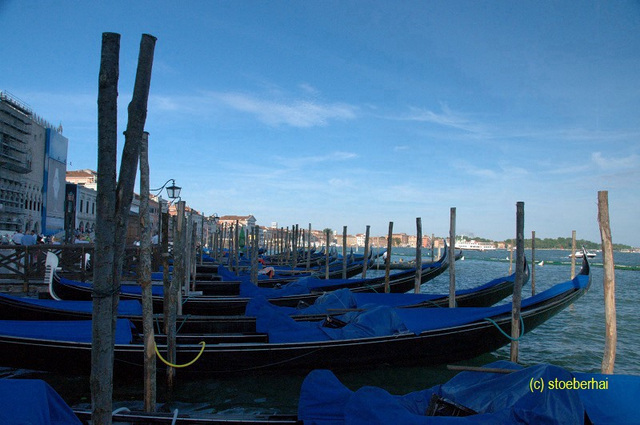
[573,251,596,259]
[455,239,497,251]
[538,261,544,266]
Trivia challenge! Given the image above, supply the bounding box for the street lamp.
[151,178,181,200]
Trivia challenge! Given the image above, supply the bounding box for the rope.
[484,315,525,341]
[154,341,206,368]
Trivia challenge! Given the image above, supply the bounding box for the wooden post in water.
[251,227,259,285]
[531,230,536,295]
[234,221,240,274]
[431,233,434,260]
[449,208,456,308]
[508,245,513,274]
[361,225,370,278]
[306,223,312,271]
[325,229,330,279]
[167,200,185,390]
[161,210,169,329]
[138,132,156,412]
[190,222,197,292]
[342,226,348,279]
[598,191,616,374]
[570,230,577,279]
[510,201,525,363]
[292,224,298,269]
[384,222,393,293]
[414,217,422,294]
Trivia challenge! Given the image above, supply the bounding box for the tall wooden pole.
[531,230,536,295]
[342,226,347,279]
[92,32,120,425]
[325,229,330,279]
[449,208,456,308]
[414,217,422,294]
[598,191,616,374]
[138,132,156,412]
[361,225,370,278]
[306,223,312,271]
[384,222,393,293]
[167,200,185,390]
[571,230,577,279]
[161,210,169,330]
[510,201,525,362]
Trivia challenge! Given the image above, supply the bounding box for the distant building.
[0,91,67,236]
[66,169,97,190]
[218,215,257,232]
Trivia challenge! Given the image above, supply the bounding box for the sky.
[2,1,639,246]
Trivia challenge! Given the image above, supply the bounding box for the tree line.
[502,237,632,251]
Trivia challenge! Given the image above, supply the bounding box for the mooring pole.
[306,223,312,271]
[325,229,330,279]
[342,226,347,279]
[449,208,456,308]
[510,201,525,363]
[384,222,393,293]
[361,225,370,278]
[598,191,617,374]
[414,217,422,294]
[571,230,577,279]
[139,132,156,412]
[531,230,536,295]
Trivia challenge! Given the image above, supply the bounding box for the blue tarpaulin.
[60,276,165,297]
[0,292,143,315]
[0,319,134,344]
[0,379,81,424]
[298,361,638,425]
[244,273,589,343]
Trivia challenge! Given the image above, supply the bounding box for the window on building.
[92,202,95,215]
[80,200,84,213]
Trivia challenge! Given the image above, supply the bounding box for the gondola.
[0,257,590,377]
[48,246,454,315]
[298,357,636,424]
[0,259,528,334]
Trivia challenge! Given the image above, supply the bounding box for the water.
[11,249,640,415]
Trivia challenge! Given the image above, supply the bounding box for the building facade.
[0,91,67,236]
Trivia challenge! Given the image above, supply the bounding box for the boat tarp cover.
[59,275,165,297]
[0,379,81,424]
[0,292,143,315]
[0,319,134,344]
[246,274,588,343]
[298,360,637,424]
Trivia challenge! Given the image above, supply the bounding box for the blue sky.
[2,1,639,246]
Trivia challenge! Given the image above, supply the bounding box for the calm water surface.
[11,249,640,415]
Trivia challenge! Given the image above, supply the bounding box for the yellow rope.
[154,341,206,368]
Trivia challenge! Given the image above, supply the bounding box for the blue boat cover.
[298,361,638,424]
[60,276,165,297]
[0,379,81,424]
[245,273,589,343]
[0,319,134,344]
[0,292,143,315]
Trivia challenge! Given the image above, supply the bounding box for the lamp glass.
[166,183,181,199]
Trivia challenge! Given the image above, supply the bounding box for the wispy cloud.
[272,151,358,167]
[591,152,639,171]
[214,92,357,127]
[401,104,487,134]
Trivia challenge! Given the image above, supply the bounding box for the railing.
[0,244,165,291]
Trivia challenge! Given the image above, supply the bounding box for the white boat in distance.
[573,251,596,258]
[455,239,497,251]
